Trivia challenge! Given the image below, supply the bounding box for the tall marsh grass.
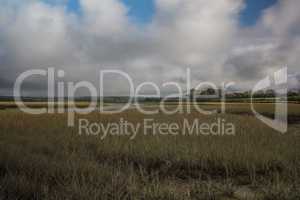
[0,103,299,199]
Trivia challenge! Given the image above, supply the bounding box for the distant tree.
[253,90,265,98]
[288,91,299,97]
[200,88,216,95]
[265,89,276,97]
[243,91,250,98]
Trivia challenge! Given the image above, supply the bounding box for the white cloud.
[0,0,299,96]
[80,0,131,36]
[225,0,300,88]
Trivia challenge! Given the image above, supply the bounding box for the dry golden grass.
[0,103,299,199]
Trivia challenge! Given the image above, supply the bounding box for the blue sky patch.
[239,0,278,26]
[121,0,155,24]
[41,0,278,26]
[66,0,81,14]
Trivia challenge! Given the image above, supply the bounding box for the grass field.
[0,103,299,200]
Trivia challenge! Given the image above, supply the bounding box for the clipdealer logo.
[78,118,236,140]
[251,67,288,133]
[13,67,288,134]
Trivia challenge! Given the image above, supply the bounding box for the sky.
[48,0,278,26]
[121,0,155,24]
[239,0,277,26]
[0,0,299,96]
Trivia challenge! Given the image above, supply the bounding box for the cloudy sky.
[0,0,299,96]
